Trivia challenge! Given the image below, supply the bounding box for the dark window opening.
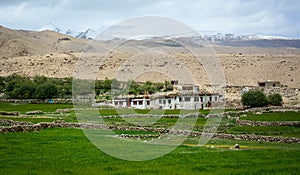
[184,97,190,101]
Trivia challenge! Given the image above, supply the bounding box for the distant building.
[258,80,281,88]
[112,82,223,110]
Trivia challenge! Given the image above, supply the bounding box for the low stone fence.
[0,99,73,104]
[102,113,202,119]
[120,130,300,144]
[236,118,300,127]
[1,119,299,143]
[0,111,19,116]
[215,133,300,144]
[244,106,300,113]
[0,120,168,133]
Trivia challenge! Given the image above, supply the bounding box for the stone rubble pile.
[236,118,300,127]
[25,110,43,115]
[0,111,19,116]
[120,131,300,144]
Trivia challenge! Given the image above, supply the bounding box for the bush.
[241,90,268,108]
[268,93,283,106]
[35,83,58,99]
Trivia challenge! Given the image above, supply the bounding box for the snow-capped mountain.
[75,28,98,39]
[38,23,63,33]
[38,23,297,41]
[38,23,99,40]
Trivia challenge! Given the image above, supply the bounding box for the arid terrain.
[1,25,299,89]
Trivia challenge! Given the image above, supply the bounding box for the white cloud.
[0,0,299,37]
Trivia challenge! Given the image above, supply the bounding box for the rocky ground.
[1,25,300,105]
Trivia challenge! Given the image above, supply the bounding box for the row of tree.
[0,75,174,99]
[241,90,283,108]
[0,75,72,99]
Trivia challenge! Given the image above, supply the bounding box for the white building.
[112,84,222,110]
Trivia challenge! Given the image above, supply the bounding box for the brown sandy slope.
[0,25,108,59]
[0,26,299,88]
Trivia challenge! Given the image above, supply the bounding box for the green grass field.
[0,103,300,174]
[240,111,300,121]
[0,102,73,113]
[228,125,300,137]
[0,128,299,175]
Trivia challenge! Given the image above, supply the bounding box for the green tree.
[141,81,157,95]
[129,81,141,95]
[154,82,164,91]
[241,90,268,108]
[4,76,34,99]
[35,83,58,99]
[33,75,47,84]
[103,78,112,92]
[15,81,36,99]
[268,93,283,106]
[164,80,174,92]
[0,77,5,93]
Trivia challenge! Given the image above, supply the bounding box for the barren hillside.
[0,26,299,89]
[0,25,108,59]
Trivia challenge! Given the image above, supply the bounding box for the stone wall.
[236,118,300,127]
[120,130,300,144]
[1,119,299,144]
[0,98,73,104]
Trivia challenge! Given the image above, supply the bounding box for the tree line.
[241,90,283,108]
[0,74,72,99]
[0,75,174,99]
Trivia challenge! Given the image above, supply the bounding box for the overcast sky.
[1,0,300,37]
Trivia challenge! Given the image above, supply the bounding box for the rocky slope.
[0,26,299,89]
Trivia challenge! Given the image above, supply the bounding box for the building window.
[159,99,162,104]
[179,97,182,102]
[194,97,199,102]
[214,97,218,101]
[146,101,150,105]
[139,101,143,105]
[168,99,171,104]
[184,97,190,101]
[133,101,137,105]
[114,102,118,105]
[200,97,203,102]
[119,101,123,105]
[163,100,166,104]
[209,97,212,101]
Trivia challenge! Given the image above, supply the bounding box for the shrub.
[268,93,283,106]
[241,90,268,108]
[35,83,58,99]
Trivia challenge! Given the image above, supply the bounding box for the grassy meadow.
[0,103,299,174]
